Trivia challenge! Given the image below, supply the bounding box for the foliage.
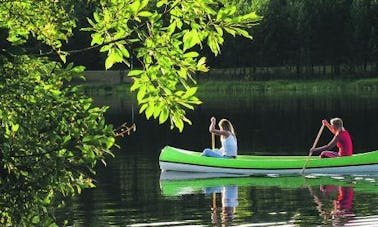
[0,55,115,225]
[0,0,79,62]
[215,0,378,75]
[1,1,260,133]
[0,0,260,225]
[83,0,261,131]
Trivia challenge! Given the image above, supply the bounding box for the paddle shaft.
[311,124,325,149]
[211,133,215,150]
[211,132,216,208]
[302,124,325,174]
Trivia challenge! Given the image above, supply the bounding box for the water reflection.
[204,185,238,225]
[160,172,378,226]
[309,185,354,225]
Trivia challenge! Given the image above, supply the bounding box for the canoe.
[159,171,378,196]
[159,146,378,175]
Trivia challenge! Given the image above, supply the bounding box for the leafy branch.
[84,0,261,131]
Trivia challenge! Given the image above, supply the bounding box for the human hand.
[210,117,216,123]
[309,148,316,154]
[322,119,328,125]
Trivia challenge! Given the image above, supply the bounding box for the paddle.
[301,124,325,174]
[211,132,216,208]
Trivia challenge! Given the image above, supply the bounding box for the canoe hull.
[159,146,378,175]
[160,161,378,175]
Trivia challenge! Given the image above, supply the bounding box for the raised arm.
[209,117,230,137]
[322,119,337,134]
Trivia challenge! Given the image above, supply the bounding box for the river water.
[56,89,378,226]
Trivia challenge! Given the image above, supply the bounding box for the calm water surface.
[57,90,378,226]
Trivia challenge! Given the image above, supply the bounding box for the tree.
[0,0,260,225]
[83,0,260,131]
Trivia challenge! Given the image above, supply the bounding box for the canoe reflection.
[160,171,378,225]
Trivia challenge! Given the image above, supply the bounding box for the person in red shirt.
[310,118,353,158]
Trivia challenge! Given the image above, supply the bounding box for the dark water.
[57,91,378,226]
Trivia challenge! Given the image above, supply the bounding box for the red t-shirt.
[336,130,353,156]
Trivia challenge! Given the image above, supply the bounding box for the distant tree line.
[9,0,377,78]
[207,0,378,78]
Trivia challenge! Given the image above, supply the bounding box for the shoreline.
[81,78,378,97]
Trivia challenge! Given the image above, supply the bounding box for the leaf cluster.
[0,55,115,226]
[85,0,260,131]
[0,0,261,224]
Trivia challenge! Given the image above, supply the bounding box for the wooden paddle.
[301,124,325,174]
[211,133,215,150]
[211,132,216,208]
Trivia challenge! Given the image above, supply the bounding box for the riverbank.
[82,78,378,97]
[199,78,378,95]
[76,67,378,86]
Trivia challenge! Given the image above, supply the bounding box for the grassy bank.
[199,78,378,92]
[81,78,378,97]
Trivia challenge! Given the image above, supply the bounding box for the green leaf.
[197,57,207,67]
[58,51,68,63]
[207,35,220,55]
[128,70,144,76]
[153,104,161,119]
[105,50,123,69]
[11,123,19,132]
[100,44,113,52]
[139,103,148,113]
[173,116,184,132]
[140,0,149,9]
[116,43,130,58]
[62,135,72,145]
[159,107,169,124]
[223,27,236,36]
[130,0,141,14]
[105,56,114,70]
[178,101,194,110]
[32,215,40,224]
[145,104,154,119]
[234,28,252,39]
[183,51,199,58]
[167,21,177,35]
[183,29,201,51]
[138,11,153,17]
[91,33,104,46]
[157,0,167,7]
[93,11,101,23]
[105,137,115,149]
[183,87,197,98]
[72,65,86,73]
[137,87,146,103]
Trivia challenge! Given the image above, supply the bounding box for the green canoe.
[159,146,378,175]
